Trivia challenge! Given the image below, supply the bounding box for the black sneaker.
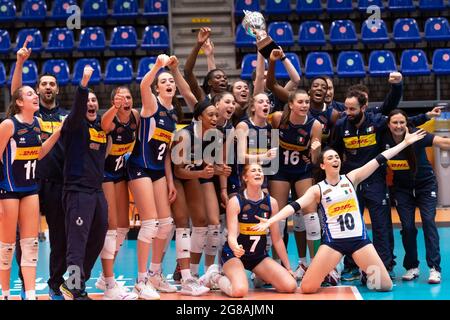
[60,282,91,300]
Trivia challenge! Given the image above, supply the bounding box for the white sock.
[149,263,161,275]
[105,276,115,289]
[190,263,199,276]
[300,257,308,266]
[218,276,233,296]
[25,290,36,300]
[2,290,10,300]
[181,269,192,281]
[138,272,147,283]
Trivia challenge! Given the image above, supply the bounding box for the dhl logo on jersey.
[343,134,376,149]
[388,160,410,170]
[279,140,308,152]
[89,128,107,144]
[152,127,173,144]
[110,142,135,156]
[15,146,41,160]
[327,198,357,217]
[38,120,62,134]
[239,223,267,236]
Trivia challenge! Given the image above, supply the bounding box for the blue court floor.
[6,227,450,300]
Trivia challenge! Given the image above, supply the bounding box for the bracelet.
[280,56,287,61]
[375,154,388,165]
[288,201,301,212]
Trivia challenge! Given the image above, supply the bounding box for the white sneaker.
[96,274,130,293]
[148,272,178,293]
[294,263,308,281]
[103,284,138,300]
[199,264,220,289]
[402,268,420,281]
[180,278,210,296]
[428,268,441,284]
[133,280,160,300]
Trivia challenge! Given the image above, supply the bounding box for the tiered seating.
[46,27,75,53]
[72,58,102,84]
[8,61,38,86]
[51,0,78,20]
[42,59,70,85]
[20,0,47,22]
[0,29,10,53]
[104,57,134,84]
[15,29,43,53]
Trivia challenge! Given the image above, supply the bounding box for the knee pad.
[205,224,221,256]
[176,228,191,259]
[116,228,129,252]
[191,226,208,254]
[304,212,321,241]
[101,230,117,260]
[293,210,306,232]
[156,217,174,240]
[0,241,15,271]
[137,219,159,244]
[20,238,39,267]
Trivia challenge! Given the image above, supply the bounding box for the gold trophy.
[242,10,279,59]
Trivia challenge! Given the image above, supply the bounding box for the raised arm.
[202,38,216,72]
[167,55,197,112]
[235,121,277,164]
[280,51,300,91]
[371,72,403,115]
[38,124,62,160]
[347,128,426,185]
[11,38,32,94]
[140,54,169,118]
[253,52,266,95]
[310,120,322,164]
[101,93,126,133]
[266,49,289,103]
[183,27,211,102]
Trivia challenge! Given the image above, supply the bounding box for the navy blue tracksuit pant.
[63,190,108,290]
[344,179,395,270]
[394,179,441,272]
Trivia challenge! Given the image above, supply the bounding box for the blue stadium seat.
[42,59,70,86]
[137,57,156,82]
[141,25,169,50]
[46,27,74,53]
[424,17,450,41]
[358,0,384,12]
[268,22,294,46]
[275,53,301,79]
[105,57,134,84]
[0,61,6,86]
[305,52,333,78]
[8,61,38,86]
[401,49,431,76]
[15,28,43,53]
[143,0,168,17]
[72,58,102,85]
[432,49,450,75]
[82,0,108,19]
[265,0,291,15]
[0,29,10,53]
[235,0,260,16]
[337,51,366,78]
[112,0,138,18]
[327,0,353,13]
[419,0,445,10]
[20,0,46,21]
[361,19,389,44]
[368,50,397,76]
[298,21,326,46]
[241,54,258,80]
[388,0,415,12]
[110,26,138,50]
[51,0,77,20]
[296,0,322,14]
[78,27,106,51]
[329,20,358,45]
[0,0,16,22]
[393,18,421,43]
[235,24,256,48]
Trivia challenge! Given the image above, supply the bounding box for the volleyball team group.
[0,27,447,300]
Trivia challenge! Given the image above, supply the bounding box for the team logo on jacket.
[76,217,83,226]
[367,126,374,133]
[19,137,26,144]
[242,214,248,220]
[344,130,350,137]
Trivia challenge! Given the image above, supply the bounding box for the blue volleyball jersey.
[1,116,42,192]
[129,102,177,170]
[278,116,315,174]
[104,112,138,180]
[231,191,272,258]
[309,105,334,145]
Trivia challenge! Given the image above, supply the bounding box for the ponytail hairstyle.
[151,70,183,122]
[387,109,417,175]
[280,89,309,127]
[7,86,26,117]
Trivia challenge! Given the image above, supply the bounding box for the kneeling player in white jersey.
[252,128,426,293]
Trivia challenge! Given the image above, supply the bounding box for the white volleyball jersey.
[318,175,368,241]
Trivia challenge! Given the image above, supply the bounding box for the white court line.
[349,286,363,300]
